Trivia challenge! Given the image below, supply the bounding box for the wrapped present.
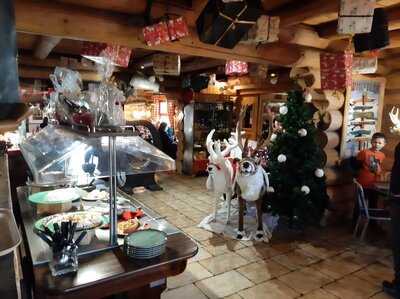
[337,0,375,34]
[225,60,248,76]
[352,56,377,74]
[320,51,353,91]
[196,0,262,49]
[143,21,170,46]
[354,8,390,52]
[242,15,280,44]
[81,42,132,68]
[168,17,190,41]
[153,54,181,76]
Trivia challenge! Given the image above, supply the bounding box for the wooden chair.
[353,179,391,241]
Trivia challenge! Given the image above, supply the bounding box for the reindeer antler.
[236,105,248,153]
[206,129,217,161]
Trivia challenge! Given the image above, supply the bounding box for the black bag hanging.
[196,0,262,49]
[191,75,210,92]
[354,8,390,53]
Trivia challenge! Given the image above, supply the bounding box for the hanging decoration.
[81,42,132,68]
[314,168,325,178]
[241,15,280,44]
[337,0,375,34]
[354,8,390,52]
[152,54,181,76]
[352,56,378,74]
[143,17,190,47]
[298,128,307,137]
[277,154,287,163]
[320,50,353,91]
[196,0,262,49]
[301,185,310,195]
[279,105,288,115]
[225,60,248,76]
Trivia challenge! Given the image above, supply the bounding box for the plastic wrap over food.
[93,57,126,127]
[49,67,82,100]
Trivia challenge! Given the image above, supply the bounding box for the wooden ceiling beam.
[181,58,225,73]
[18,55,97,71]
[270,0,339,28]
[18,66,102,81]
[15,0,301,66]
[33,36,62,59]
[318,5,400,40]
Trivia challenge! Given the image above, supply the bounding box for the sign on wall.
[340,76,386,158]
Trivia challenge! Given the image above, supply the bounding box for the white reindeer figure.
[235,109,274,241]
[206,129,238,223]
[390,106,400,133]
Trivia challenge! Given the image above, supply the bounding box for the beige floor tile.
[167,262,213,289]
[195,270,253,299]
[183,226,222,242]
[323,275,380,299]
[237,260,290,284]
[354,263,394,286]
[272,249,320,270]
[379,255,394,268]
[199,252,249,275]
[351,244,392,258]
[189,246,213,263]
[278,267,333,295]
[338,250,379,267]
[269,240,298,254]
[201,239,246,256]
[310,255,363,279]
[161,284,208,299]
[223,294,242,299]
[371,292,395,299]
[235,245,280,262]
[301,288,338,299]
[238,279,299,299]
[298,240,347,259]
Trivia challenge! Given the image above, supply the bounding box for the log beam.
[33,36,62,59]
[14,0,301,66]
[18,66,102,81]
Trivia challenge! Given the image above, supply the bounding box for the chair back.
[354,179,370,218]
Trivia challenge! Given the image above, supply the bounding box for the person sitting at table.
[158,122,177,159]
[383,141,400,298]
[354,133,387,222]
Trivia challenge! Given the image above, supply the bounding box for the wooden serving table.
[17,188,198,299]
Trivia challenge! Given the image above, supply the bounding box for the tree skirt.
[198,198,279,242]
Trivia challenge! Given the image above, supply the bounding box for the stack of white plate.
[123,229,167,259]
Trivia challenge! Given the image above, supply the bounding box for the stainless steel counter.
[0,155,21,256]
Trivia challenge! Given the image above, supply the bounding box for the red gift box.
[143,21,170,46]
[81,42,132,68]
[320,51,353,90]
[225,60,248,76]
[168,17,190,41]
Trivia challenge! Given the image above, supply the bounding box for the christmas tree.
[266,90,329,226]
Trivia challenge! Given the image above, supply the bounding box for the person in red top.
[355,132,387,219]
[356,132,386,188]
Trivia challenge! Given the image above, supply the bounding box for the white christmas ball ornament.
[298,128,307,137]
[277,154,287,163]
[301,185,310,195]
[270,133,277,142]
[267,186,275,193]
[279,105,288,115]
[314,168,324,178]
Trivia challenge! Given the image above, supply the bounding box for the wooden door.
[241,96,259,140]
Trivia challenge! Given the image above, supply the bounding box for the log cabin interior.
[2,0,400,298]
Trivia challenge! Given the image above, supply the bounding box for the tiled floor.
[132,174,394,299]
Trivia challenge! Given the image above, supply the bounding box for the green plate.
[125,229,167,248]
[34,211,106,233]
[28,188,87,205]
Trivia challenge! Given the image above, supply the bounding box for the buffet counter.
[17,186,198,299]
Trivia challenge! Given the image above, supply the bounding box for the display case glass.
[20,125,175,186]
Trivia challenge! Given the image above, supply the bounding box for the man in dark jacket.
[383,142,400,298]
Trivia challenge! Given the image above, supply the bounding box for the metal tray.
[0,208,21,256]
